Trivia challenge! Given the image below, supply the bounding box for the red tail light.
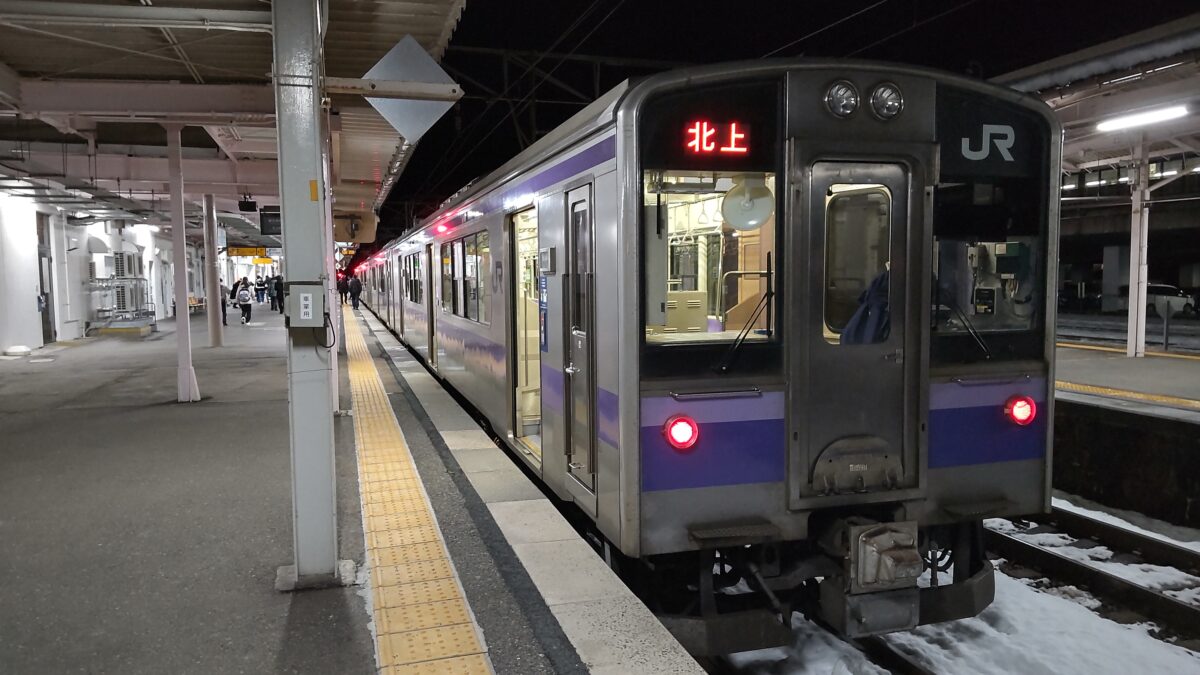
[664,415,699,451]
[1004,395,1037,426]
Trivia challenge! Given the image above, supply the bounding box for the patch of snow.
[883,573,1200,674]
[744,572,1200,674]
[1054,492,1200,554]
[728,622,886,675]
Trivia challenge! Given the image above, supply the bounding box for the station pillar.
[166,124,200,401]
[272,0,345,589]
[202,194,223,348]
[1126,138,1149,358]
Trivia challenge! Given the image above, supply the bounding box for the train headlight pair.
[824,80,904,121]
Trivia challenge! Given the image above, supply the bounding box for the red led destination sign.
[685,120,748,155]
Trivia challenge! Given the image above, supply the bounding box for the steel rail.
[985,527,1200,638]
[1046,507,1200,573]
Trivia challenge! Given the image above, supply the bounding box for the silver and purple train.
[359,60,1059,653]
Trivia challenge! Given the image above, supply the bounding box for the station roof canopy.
[0,0,465,246]
[995,13,1200,175]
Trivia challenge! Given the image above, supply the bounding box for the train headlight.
[1004,395,1037,426]
[869,82,904,120]
[664,415,699,451]
[824,80,859,118]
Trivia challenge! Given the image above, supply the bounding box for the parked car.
[1118,284,1194,317]
[1059,281,1103,313]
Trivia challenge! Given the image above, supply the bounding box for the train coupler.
[816,518,924,636]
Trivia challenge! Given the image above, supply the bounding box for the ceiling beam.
[18,79,275,116]
[3,149,277,187]
[0,1,272,33]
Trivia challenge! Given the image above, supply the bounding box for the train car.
[358,59,1060,654]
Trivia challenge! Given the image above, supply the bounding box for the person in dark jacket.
[273,275,285,314]
[348,274,363,310]
[254,275,267,304]
[840,267,889,345]
[236,278,254,324]
[337,276,349,305]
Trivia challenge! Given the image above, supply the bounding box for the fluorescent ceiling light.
[1061,183,1077,190]
[1096,105,1187,131]
[1161,170,1178,176]
[1085,180,1101,186]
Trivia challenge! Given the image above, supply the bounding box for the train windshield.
[932,87,1051,364]
[637,79,783,375]
[643,171,777,345]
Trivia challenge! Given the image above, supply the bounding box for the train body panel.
[358,59,1060,650]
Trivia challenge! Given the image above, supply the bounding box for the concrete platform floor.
[0,310,374,674]
[1056,344,1200,413]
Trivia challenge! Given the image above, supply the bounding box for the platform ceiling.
[0,0,465,246]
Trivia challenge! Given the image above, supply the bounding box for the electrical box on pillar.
[286,283,326,329]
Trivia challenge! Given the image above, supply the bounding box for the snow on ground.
[729,571,1200,674]
[1054,492,1200,554]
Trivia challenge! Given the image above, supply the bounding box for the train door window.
[464,235,478,320]
[512,208,541,457]
[440,242,454,313]
[453,239,466,316]
[823,184,891,345]
[477,231,491,324]
[570,200,591,332]
[413,253,423,303]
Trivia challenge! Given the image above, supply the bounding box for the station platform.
[1055,343,1200,421]
[0,306,699,674]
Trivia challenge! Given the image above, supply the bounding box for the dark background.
[371,0,1195,250]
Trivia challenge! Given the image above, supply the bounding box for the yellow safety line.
[1057,341,1200,362]
[1056,380,1200,412]
[344,312,492,675]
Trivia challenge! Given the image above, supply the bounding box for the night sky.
[374,0,1195,246]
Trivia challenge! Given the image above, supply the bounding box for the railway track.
[984,506,1200,639]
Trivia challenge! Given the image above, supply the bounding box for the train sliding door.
[510,208,542,459]
[564,184,596,502]
[426,243,438,370]
[793,161,915,504]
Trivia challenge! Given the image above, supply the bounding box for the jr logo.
[961,124,1015,162]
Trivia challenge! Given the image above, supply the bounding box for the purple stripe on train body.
[929,377,1046,410]
[597,387,619,448]
[434,136,617,231]
[640,393,787,492]
[642,391,785,424]
[928,378,1047,468]
[541,362,565,413]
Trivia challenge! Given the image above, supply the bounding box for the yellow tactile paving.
[344,312,492,675]
[1056,380,1200,411]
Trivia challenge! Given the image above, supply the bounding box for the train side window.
[477,231,491,324]
[413,253,422,304]
[823,184,891,345]
[453,239,465,316]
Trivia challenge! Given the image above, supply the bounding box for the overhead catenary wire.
[419,0,629,198]
[845,0,982,57]
[412,0,607,196]
[760,0,890,58]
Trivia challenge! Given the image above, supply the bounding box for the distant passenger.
[337,275,349,305]
[273,275,285,315]
[348,274,363,310]
[254,275,267,304]
[236,277,254,324]
[219,278,230,327]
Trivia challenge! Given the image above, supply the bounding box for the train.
[357,59,1060,654]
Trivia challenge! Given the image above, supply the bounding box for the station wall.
[0,194,42,352]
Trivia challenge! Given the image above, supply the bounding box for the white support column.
[273,0,344,589]
[202,194,223,347]
[167,123,200,401]
[1126,137,1150,358]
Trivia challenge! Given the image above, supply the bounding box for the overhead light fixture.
[1096,105,1187,132]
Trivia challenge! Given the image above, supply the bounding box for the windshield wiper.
[715,253,773,374]
[935,280,992,360]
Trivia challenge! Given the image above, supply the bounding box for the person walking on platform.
[337,275,349,305]
[273,275,285,315]
[236,277,253,324]
[219,278,230,326]
[254,275,267,304]
[348,273,363,310]
[268,275,279,312]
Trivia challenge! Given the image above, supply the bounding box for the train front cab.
[628,64,1057,653]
